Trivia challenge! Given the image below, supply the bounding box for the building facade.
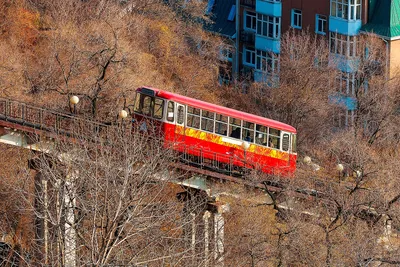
[208,0,400,126]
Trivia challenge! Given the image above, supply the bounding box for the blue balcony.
[254,71,279,86]
[255,35,280,54]
[329,94,357,111]
[329,17,361,36]
[329,54,359,73]
[256,0,281,17]
[254,70,266,83]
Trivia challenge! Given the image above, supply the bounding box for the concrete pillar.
[34,171,45,263]
[214,213,225,267]
[64,171,77,267]
[203,211,211,267]
[191,212,196,266]
[42,177,49,265]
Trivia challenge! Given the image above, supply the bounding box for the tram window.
[153,98,164,119]
[187,106,200,129]
[215,114,228,136]
[255,125,268,146]
[292,134,297,153]
[133,93,165,120]
[187,106,200,115]
[229,117,241,139]
[201,110,214,133]
[134,94,152,116]
[177,106,184,124]
[242,121,254,142]
[167,101,174,122]
[269,128,281,149]
[282,133,290,151]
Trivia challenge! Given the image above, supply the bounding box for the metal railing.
[0,98,280,178]
[0,98,111,139]
[178,145,260,177]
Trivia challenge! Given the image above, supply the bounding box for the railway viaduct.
[0,97,395,266]
[0,97,272,266]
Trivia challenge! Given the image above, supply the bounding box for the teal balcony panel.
[329,94,357,111]
[254,71,266,83]
[255,35,280,54]
[329,17,361,36]
[254,71,279,86]
[329,54,359,73]
[256,0,281,17]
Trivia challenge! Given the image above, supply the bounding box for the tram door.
[175,104,186,150]
[281,131,291,166]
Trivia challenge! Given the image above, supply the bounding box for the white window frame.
[256,13,281,39]
[243,47,256,67]
[255,50,278,74]
[291,9,302,29]
[330,0,361,20]
[315,14,327,35]
[329,32,358,57]
[244,10,257,31]
[336,71,356,96]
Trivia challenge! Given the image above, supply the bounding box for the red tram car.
[131,87,297,176]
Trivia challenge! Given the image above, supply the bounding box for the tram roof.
[138,87,297,133]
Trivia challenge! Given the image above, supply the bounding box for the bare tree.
[11,124,213,266]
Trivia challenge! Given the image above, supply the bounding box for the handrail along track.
[0,98,110,138]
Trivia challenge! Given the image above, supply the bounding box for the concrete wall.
[281,0,330,34]
[390,39,400,78]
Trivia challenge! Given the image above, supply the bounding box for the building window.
[333,107,349,128]
[315,14,327,35]
[331,0,361,20]
[243,47,256,66]
[256,14,280,39]
[244,10,257,31]
[330,32,358,57]
[336,72,356,95]
[255,50,278,74]
[291,9,302,29]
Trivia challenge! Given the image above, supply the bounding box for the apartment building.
[207,0,400,126]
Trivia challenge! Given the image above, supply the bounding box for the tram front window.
[134,93,164,119]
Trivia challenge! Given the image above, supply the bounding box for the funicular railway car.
[131,87,297,177]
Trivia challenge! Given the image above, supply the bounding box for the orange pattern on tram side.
[174,125,289,161]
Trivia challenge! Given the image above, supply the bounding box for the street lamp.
[336,163,344,182]
[118,109,128,129]
[242,140,250,151]
[353,170,362,178]
[303,156,311,165]
[241,141,250,168]
[69,96,79,114]
[118,110,128,119]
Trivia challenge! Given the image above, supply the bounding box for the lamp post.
[336,163,344,182]
[353,170,361,179]
[119,109,128,120]
[69,96,79,114]
[303,156,311,165]
[241,141,250,169]
[119,109,128,128]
